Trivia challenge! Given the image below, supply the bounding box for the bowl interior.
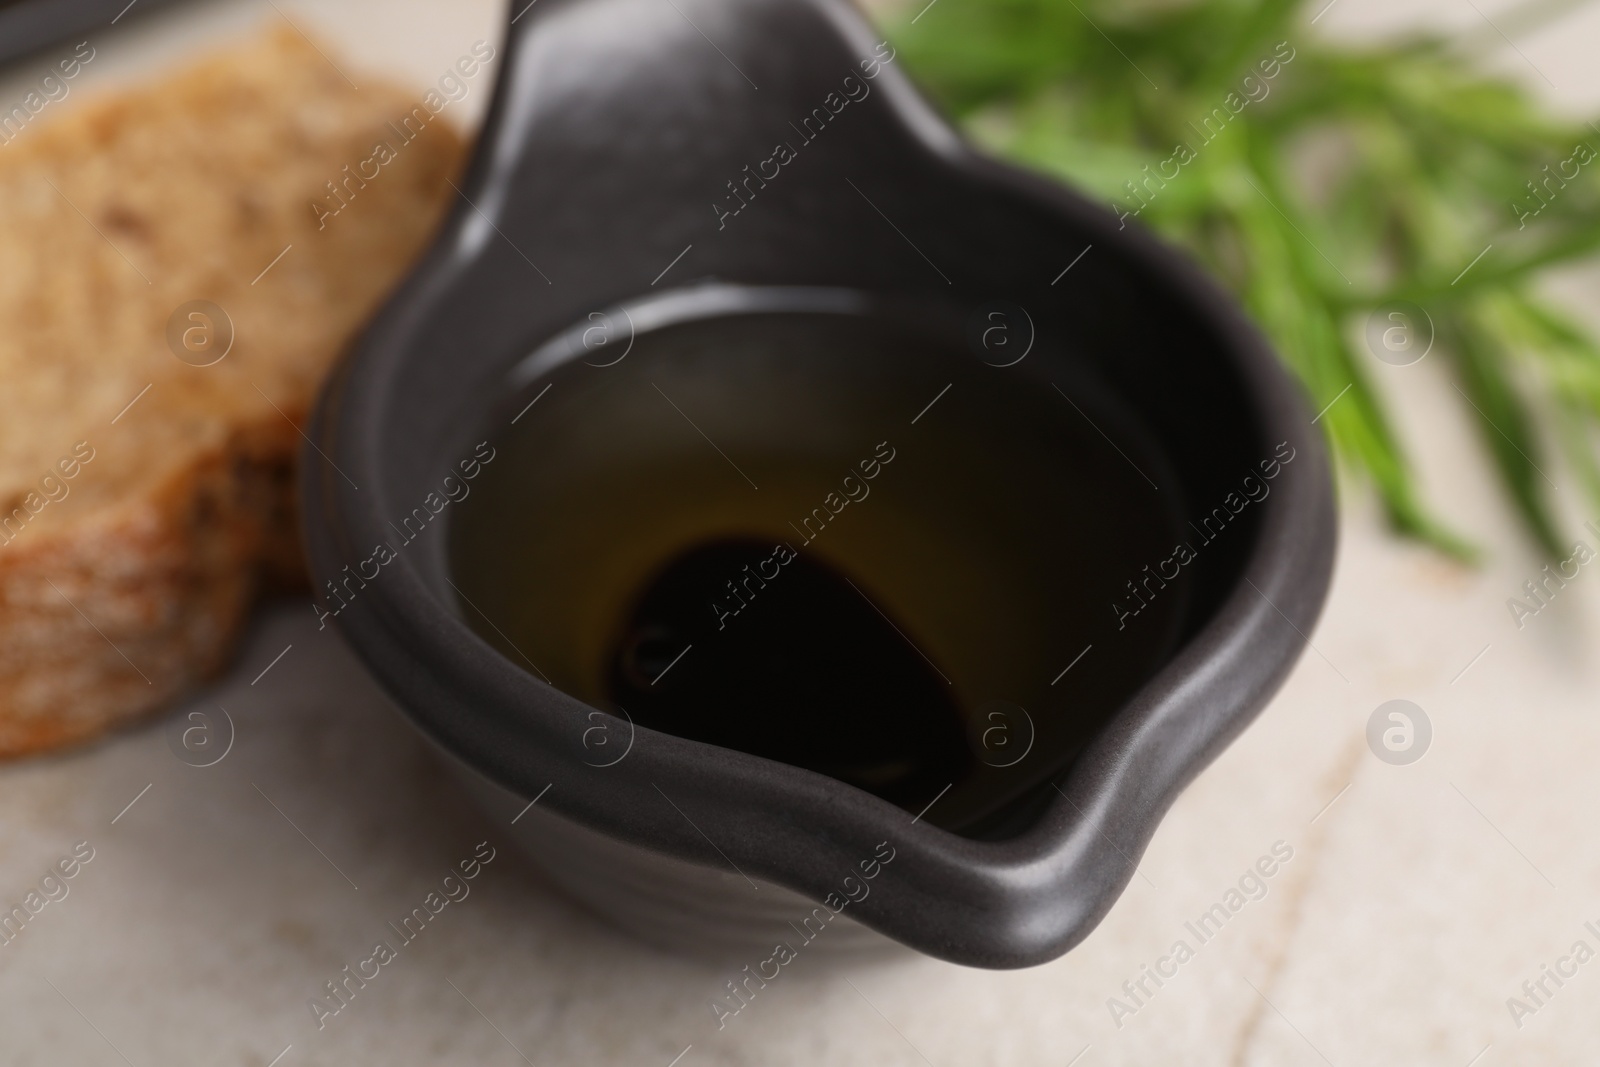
[432,284,1270,835]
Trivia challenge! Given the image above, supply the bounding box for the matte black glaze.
[302,0,1337,967]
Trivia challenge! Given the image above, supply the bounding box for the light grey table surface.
[1,0,1599,1064]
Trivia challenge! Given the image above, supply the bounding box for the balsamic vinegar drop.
[608,538,973,808]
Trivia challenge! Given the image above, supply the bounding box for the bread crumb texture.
[0,28,464,756]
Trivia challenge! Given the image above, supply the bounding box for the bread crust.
[0,415,294,754]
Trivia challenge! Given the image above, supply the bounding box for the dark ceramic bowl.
[302,0,1336,967]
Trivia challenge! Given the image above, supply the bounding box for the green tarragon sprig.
[888,0,1600,557]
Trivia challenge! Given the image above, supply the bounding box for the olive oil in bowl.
[448,289,1187,835]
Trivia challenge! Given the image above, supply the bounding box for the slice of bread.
[0,28,465,755]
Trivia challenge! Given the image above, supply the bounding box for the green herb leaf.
[888,0,1600,556]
